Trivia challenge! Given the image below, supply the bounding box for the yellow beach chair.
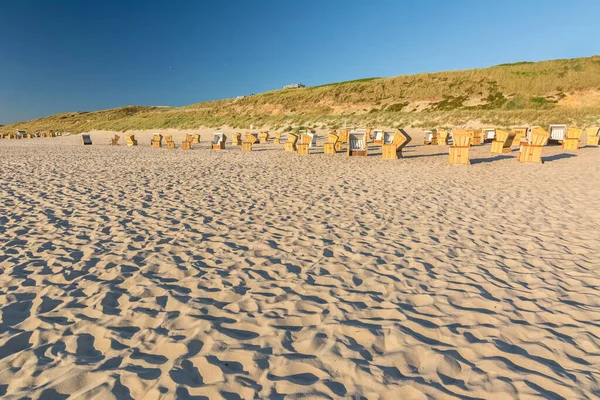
[490,129,516,154]
[448,129,471,164]
[519,127,549,163]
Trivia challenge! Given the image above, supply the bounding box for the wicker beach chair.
[347,131,367,156]
[448,129,471,164]
[562,128,583,150]
[126,134,138,146]
[165,135,175,149]
[373,129,384,145]
[284,133,298,152]
[324,132,339,155]
[437,129,449,145]
[109,134,120,145]
[470,129,483,145]
[519,127,549,163]
[182,134,193,150]
[151,134,163,148]
[274,132,282,144]
[242,132,257,152]
[586,127,599,146]
[297,133,311,155]
[548,124,568,144]
[192,133,201,144]
[482,128,496,143]
[337,129,349,150]
[490,129,516,154]
[232,132,242,145]
[258,131,270,143]
[382,129,410,159]
[212,132,226,150]
[81,134,93,145]
[423,130,433,145]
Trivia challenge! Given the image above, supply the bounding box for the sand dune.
[1,130,599,399]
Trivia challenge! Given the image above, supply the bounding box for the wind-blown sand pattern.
[1,131,600,399]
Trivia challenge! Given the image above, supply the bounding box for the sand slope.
[1,131,599,399]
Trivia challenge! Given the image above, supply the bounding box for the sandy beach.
[1,130,599,399]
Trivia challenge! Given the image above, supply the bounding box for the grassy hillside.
[3,56,600,134]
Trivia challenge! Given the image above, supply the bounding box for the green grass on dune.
[2,56,600,134]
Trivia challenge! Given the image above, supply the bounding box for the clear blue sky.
[0,0,598,124]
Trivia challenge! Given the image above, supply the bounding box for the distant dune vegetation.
[3,56,600,134]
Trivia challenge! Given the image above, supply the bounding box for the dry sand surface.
[1,130,600,399]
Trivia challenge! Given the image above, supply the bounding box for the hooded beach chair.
[81,134,93,145]
[274,132,282,144]
[482,128,496,143]
[305,130,317,148]
[437,129,448,145]
[126,134,138,146]
[284,133,299,152]
[324,132,339,155]
[347,131,367,156]
[373,129,384,145]
[511,127,527,146]
[165,135,175,149]
[548,124,567,144]
[562,128,583,150]
[258,131,270,143]
[490,129,516,154]
[423,130,433,145]
[109,134,120,145]
[519,127,549,163]
[232,132,242,145]
[212,132,226,150]
[382,129,410,159]
[586,127,599,146]
[151,134,163,148]
[182,134,193,150]
[470,129,483,145]
[192,134,201,144]
[297,133,311,155]
[242,132,257,151]
[448,129,471,164]
[337,129,349,150]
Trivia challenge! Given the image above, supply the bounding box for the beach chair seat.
[448,129,471,164]
[284,133,298,152]
[192,134,201,144]
[212,132,226,150]
[562,128,583,150]
[490,129,516,154]
[151,134,163,148]
[324,132,339,155]
[109,134,120,145]
[165,135,175,149]
[586,127,599,146]
[347,131,367,156]
[81,134,93,145]
[519,127,549,163]
[382,129,410,159]
[258,131,270,142]
[182,134,193,150]
[126,134,138,146]
[482,128,496,143]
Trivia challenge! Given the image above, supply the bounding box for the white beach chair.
[549,124,567,143]
[483,128,496,143]
[347,131,367,156]
[423,130,433,145]
[212,132,226,149]
[373,129,384,145]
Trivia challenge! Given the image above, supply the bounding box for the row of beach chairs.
[1,130,63,139]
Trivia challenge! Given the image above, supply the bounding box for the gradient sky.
[0,0,599,124]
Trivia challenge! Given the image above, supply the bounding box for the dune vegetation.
[2,56,600,134]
